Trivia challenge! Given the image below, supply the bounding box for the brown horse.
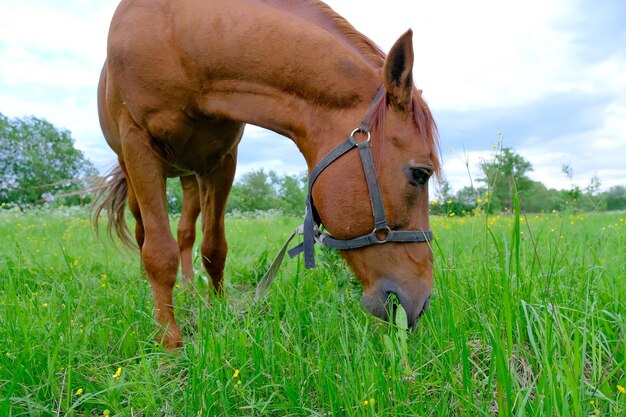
[95,0,440,350]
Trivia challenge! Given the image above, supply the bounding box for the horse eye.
[407,167,432,186]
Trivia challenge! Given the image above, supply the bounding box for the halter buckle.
[373,226,392,244]
[350,127,371,143]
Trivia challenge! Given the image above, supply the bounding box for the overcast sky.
[1,0,625,194]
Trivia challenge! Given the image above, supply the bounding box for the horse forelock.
[367,92,440,178]
[412,94,441,177]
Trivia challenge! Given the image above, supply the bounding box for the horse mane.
[271,0,441,175]
[309,1,441,175]
[303,1,386,68]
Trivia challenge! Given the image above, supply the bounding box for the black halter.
[288,86,433,268]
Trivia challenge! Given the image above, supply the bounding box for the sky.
[1,0,625,195]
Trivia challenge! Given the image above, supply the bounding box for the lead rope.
[254,225,302,303]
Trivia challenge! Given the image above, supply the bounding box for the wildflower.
[618,384,625,394]
[42,303,48,308]
[236,380,242,386]
[589,400,594,406]
[5,352,10,358]
[551,209,557,213]
[446,200,452,204]
[75,388,84,396]
[431,199,439,205]
[233,369,240,378]
[363,400,369,406]
[103,410,111,417]
[449,212,456,217]
[476,198,483,204]
[101,274,107,279]
[113,367,122,379]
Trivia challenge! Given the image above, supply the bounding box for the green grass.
[1,206,624,416]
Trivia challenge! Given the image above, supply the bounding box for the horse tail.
[91,163,135,249]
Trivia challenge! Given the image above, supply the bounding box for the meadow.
[0,206,624,416]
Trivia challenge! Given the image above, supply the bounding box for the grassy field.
[0,206,624,416]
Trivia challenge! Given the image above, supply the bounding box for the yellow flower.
[446,200,452,204]
[42,303,48,308]
[589,400,594,406]
[484,198,489,203]
[236,380,242,386]
[103,410,110,417]
[113,367,122,379]
[363,400,369,406]
[5,352,10,358]
[75,388,83,396]
[618,384,625,394]
[101,274,107,279]
[449,212,456,217]
[233,369,239,378]
[431,199,439,205]
[476,198,483,204]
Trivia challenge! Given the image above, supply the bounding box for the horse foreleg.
[198,151,237,294]
[121,127,182,350]
[177,175,200,283]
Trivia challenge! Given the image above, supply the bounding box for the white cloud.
[0,0,623,192]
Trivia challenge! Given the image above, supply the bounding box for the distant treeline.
[1,114,624,215]
[163,166,626,218]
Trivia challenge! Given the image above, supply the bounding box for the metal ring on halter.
[350,127,371,143]
[373,226,392,244]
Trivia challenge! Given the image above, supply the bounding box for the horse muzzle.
[361,278,432,329]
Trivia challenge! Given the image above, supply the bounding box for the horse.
[95,0,440,350]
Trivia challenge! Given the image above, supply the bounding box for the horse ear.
[383,29,414,112]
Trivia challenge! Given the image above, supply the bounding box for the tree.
[227,169,280,213]
[226,169,307,216]
[276,172,307,217]
[603,185,626,211]
[0,114,97,207]
[479,147,533,210]
[521,180,562,212]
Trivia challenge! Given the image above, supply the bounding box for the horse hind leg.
[119,159,145,250]
[120,123,182,350]
[177,175,201,283]
[198,150,237,294]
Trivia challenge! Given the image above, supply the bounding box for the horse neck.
[198,78,378,166]
[190,4,383,168]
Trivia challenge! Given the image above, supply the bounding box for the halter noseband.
[288,86,433,268]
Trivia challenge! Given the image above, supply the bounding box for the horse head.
[308,30,439,328]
